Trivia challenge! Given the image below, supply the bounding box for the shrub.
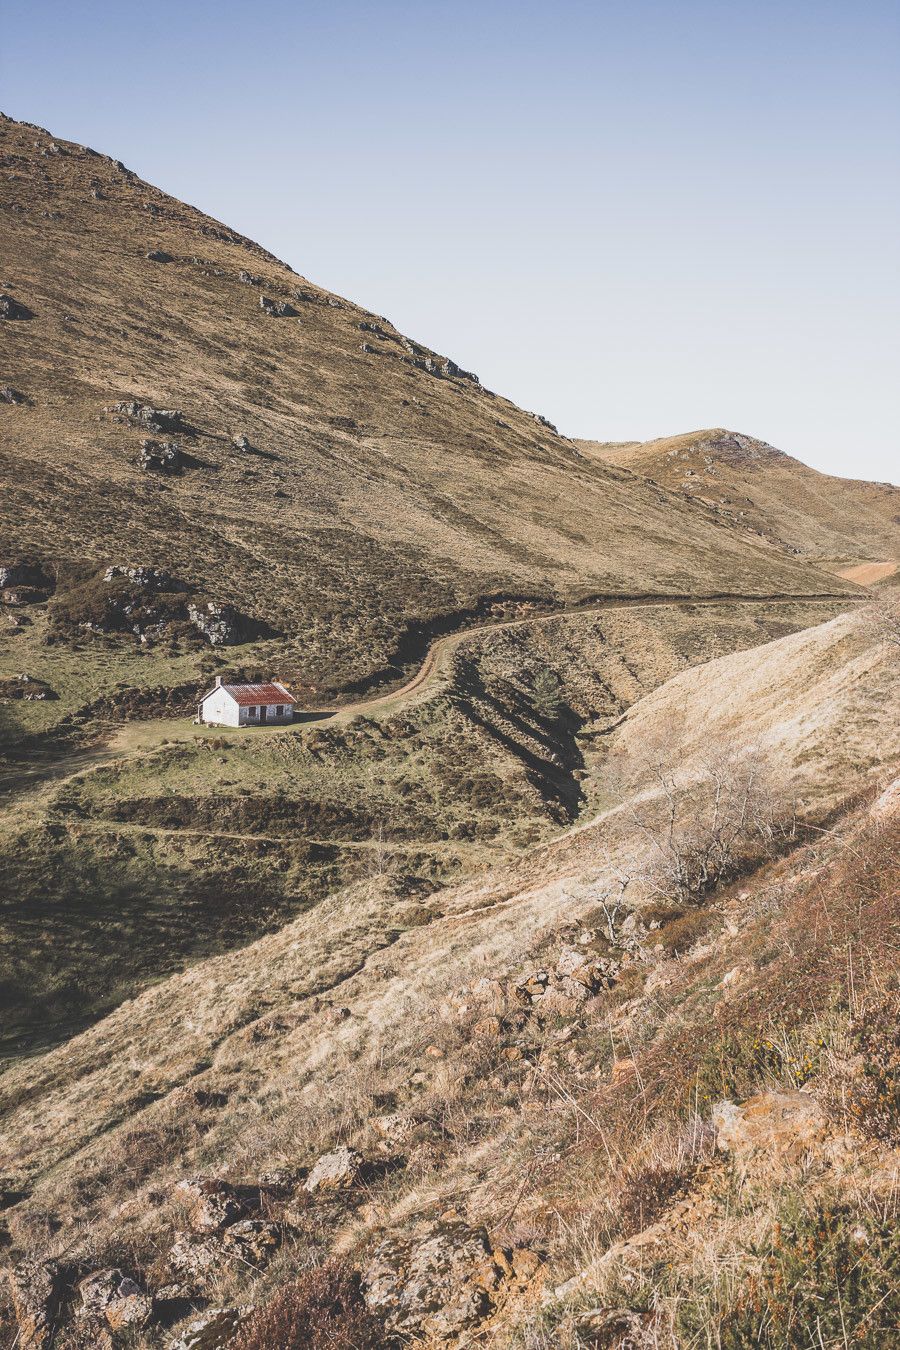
[683,1197,900,1349]
[655,908,716,956]
[617,1162,695,1237]
[231,1261,386,1350]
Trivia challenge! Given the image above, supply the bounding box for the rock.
[238,270,262,286]
[0,293,33,320]
[259,295,297,317]
[139,438,183,474]
[146,249,173,262]
[473,1015,502,1037]
[572,1305,656,1347]
[362,1221,538,1339]
[0,385,26,403]
[220,1220,280,1267]
[174,1178,246,1233]
[187,601,243,646]
[6,1259,60,1347]
[77,1268,153,1331]
[360,341,376,353]
[231,434,252,453]
[168,1307,245,1350]
[712,1091,832,1165]
[103,564,182,590]
[304,1146,364,1194]
[167,1234,226,1284]
[371,1113,417,1145]
[514,971,550,1004]
[113,401,190,435]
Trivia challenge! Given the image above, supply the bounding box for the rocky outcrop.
[139,438,183,473]
[76,1268,153,1331]
[6,1259,60,1347]
[112,401,191,435]
[712,1090,836,1167]
[187,601,244,646]
[259,295,297,317]
[103,565,184,591]
[174,1178,246,1233]
[0,561,52,592]
[0,384,27,403]
[168,1307,246,1350]
[304,1146,364,1194]
[146,249,173,262]
[362,1221,539,1341]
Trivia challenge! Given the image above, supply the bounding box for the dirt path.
[834,561,897,586]
[0,591,857,807]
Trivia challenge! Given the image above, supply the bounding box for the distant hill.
[0,116,855,703]
[577,429,900,574]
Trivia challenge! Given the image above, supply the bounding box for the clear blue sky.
[4,0,899,481]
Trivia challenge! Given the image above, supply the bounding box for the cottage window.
[275,705,284,716]
[248,706,259,719]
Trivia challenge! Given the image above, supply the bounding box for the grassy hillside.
[0,115,855,735]
[579,429,900,567]
[0,609,896,1348]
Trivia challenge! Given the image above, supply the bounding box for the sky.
[4,0,899,481]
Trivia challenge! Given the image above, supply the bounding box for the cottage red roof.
[215,682,296,707]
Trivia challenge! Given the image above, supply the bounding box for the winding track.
[0,590,859,804]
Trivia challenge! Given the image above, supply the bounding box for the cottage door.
[259,706,267,725]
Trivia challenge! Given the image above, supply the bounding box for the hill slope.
[0,116,855,716]
[578,429,900,568]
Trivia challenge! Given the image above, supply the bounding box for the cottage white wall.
[200,687,240,726]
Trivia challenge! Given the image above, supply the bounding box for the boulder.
[238,270,262,286]
[0,293,33,320]
[514,971,550,1004]
[187,601,243,646]
[231,434,252,453]
[103,565,182,590]
[166,1234,226,1284]
[146,249,173,262]
[6,1259,60,1347]
[304,1146,364,1194]
[174,1178,246,1233]
[139,438,183,474]
[77,1268,153,1331]
[259,295,297,317]
[363,1221,538,1340]
[113,401,190,434]
[168,1307,245,1350]
[0,385,26,403]
[712,1091,832,1165]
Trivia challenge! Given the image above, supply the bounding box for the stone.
[0,385,26,403]
[146,249,173,262]
[220,1219,280,1268]
[174,1178,246,1233]
[259,295,297,317]
[514,971,550,1004]
[0,293,33,320]
[371,1113,417,1144]
[6,1260,60,1347]
[238,270,262,285]
[77,1268,153,1331]
[187,601,243,646]
[139,438,183,474]
[572,1305,656,1347]
[362,1221,538,1340]
[103,564,181,590]
[168,1307,245,1350]
[304,1145,364,1193]
[231,434,252,453]
[113,401,190,434]
[712,1091,832,1165]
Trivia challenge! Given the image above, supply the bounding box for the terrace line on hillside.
[197,677,296,727]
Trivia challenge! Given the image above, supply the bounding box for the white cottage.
[197,677,296,727]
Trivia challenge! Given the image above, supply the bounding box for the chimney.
[214,676,222,687]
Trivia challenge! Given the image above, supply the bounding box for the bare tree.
[624,745,797,905]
